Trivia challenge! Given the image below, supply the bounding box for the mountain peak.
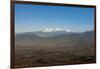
[42,28,71,32]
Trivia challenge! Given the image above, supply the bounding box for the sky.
[15,3,95,33]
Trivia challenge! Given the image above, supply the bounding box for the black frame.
[11,0,96,68]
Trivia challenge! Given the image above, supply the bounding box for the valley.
[14,31,96,68]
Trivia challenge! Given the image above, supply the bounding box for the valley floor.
[14,44,96,68]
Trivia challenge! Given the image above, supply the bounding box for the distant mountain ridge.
[16,30,70,37]
[16,28,72,37]
[16,30,94,40]
[15,30,94,48]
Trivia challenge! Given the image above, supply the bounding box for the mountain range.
[15,30,94,47]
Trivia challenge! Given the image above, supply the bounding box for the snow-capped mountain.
[16,28,71,37]
[42,28,71,32]
[31,28,71,37]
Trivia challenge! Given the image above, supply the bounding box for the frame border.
[11,0,96,68]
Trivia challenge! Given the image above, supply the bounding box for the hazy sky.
[15,4,94,33]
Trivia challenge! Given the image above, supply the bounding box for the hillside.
[15,31,96,68]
